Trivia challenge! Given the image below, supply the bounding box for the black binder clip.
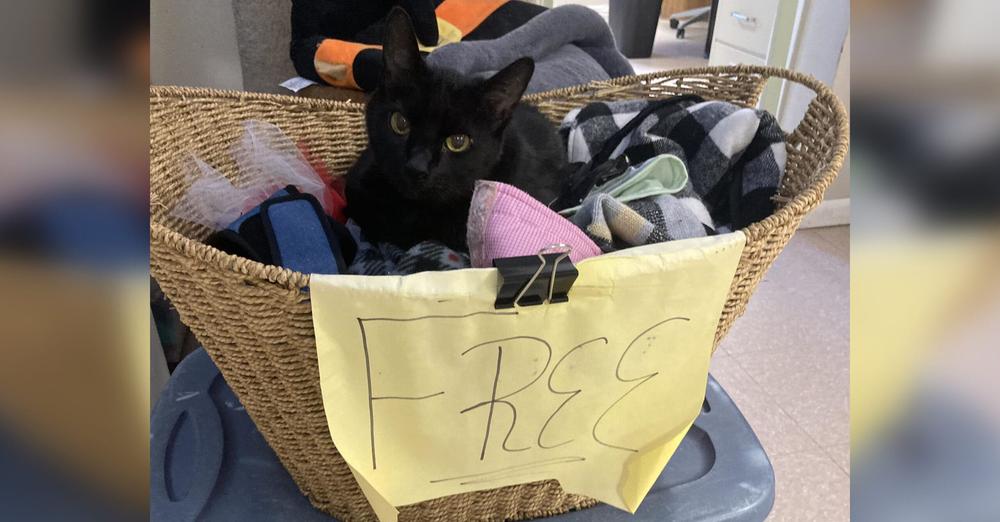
[494,244,578,309]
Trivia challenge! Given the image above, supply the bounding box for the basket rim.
[150,64,849,290]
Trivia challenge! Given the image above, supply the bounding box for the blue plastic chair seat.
[151,348,774,521]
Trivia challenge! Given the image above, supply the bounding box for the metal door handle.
[731,11,756,23]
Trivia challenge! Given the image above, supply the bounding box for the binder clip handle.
[494,244,577,310]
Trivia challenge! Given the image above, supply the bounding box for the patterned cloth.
[558,151,714,252]
[560,97,786,230]
[557,154,689,216]
[467,180,602,268]
[571,188,715,252]
[346,220,469,275]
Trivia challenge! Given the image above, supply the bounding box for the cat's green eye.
[444,134,472,153]
[390,112,410,135]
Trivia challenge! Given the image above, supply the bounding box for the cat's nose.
[405,150,431,174]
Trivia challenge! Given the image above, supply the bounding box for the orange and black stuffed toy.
[290,0,545,91]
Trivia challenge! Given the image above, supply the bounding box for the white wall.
[772,0,849,202]
[776,0,849,131]
[826,33,849,200]
[150,0,244,90]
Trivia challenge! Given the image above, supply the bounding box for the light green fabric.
[559,154,689,216]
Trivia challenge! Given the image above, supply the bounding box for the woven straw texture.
[150,65,847,521]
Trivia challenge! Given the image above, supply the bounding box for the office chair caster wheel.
[677,28,686,39]
[670,18,679,29]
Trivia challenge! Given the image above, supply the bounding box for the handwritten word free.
[357,314,692,471]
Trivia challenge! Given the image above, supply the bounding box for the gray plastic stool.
[151,348,774,521]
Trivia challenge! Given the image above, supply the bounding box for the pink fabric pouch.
[467,180,603,268]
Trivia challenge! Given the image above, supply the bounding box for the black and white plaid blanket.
[346,220,470,276]
[560,97,787,230]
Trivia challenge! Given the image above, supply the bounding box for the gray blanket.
[426,5,634,94]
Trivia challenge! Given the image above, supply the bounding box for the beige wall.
[150,0,244,90]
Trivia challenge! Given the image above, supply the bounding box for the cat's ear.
[481,57,534,123]
[382,7,423,89]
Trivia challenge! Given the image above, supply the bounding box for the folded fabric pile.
[560,97,787,234]
[572,188,715,253]
[195,96,786,276]
[558,153,714,252]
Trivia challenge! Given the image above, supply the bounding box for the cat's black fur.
[346,8,566,250]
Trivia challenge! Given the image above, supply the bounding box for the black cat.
[345,8,566,251]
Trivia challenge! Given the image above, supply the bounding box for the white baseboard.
[800,198,849,229]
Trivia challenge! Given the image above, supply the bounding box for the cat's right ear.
[382,7,423,90]
[480,57,534,124]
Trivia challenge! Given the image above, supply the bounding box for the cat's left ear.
[382,7,424,91]
[481,57,534,123]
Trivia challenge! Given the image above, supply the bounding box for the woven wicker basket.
[150,65,847,521]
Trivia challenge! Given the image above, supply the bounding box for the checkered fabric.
[346,220,470,275]
[560,97,786,230]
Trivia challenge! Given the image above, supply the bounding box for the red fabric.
[297,142,349,223]
[327,176,349,224]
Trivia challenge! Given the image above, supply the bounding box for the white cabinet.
[712,0,781,58]
[709,0,848,132]
[710,40,766,67]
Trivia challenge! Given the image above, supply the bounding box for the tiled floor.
[575,2,711,73]
[628,18,710,73]
[713,226,850,521]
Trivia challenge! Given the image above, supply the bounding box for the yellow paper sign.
[311,232,746,521]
